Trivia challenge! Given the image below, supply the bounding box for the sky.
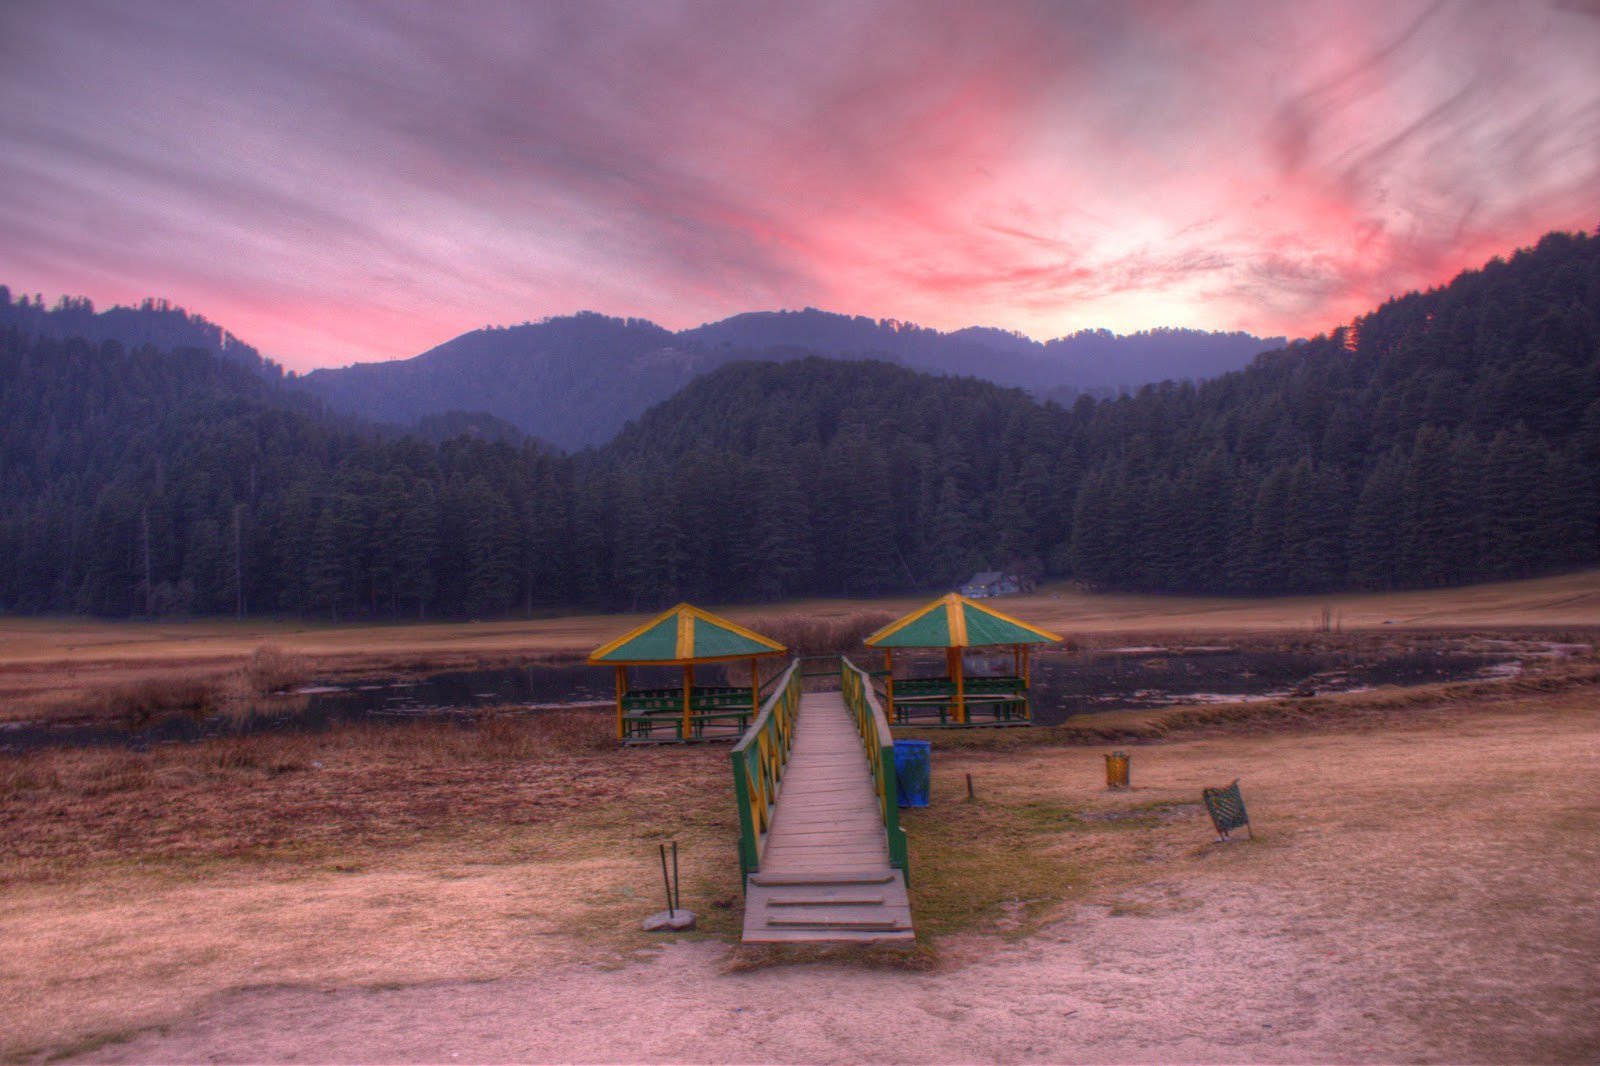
[1,1,1597,372]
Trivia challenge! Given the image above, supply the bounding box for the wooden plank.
[764,889,889,902]
[767,914,907,930]
[748,870,892,887]
[767,834,885,847]
[767,824,885,838]
[768,820,884,833]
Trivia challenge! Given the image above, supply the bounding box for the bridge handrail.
[729,659,802,883]
[840,656,911,881]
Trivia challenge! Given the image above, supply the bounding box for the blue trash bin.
[894,739,931,807]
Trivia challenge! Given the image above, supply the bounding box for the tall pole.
[883,648,895,722]
[615,665,627,741]
[682,662,695,740]
[947,646,966,725]
[1020,644,1031,722]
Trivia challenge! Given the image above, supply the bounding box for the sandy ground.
[32,692,1598,1065]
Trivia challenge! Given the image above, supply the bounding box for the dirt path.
[65,701,1600,1064]
[75,890,1377,1065]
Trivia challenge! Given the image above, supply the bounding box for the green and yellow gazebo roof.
[866,593,1062,649]
[589,603,787,665]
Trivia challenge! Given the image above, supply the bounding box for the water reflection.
[0,648,1520,752]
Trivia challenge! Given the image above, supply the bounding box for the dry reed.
[745,610,897,657]
[96,676,222,719]
[239,644,311,694]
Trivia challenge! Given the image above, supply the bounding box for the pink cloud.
[0,0,1596,369]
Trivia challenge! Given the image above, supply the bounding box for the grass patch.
[901,791,1085,940]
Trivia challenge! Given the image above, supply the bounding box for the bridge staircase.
[730,658,913,944]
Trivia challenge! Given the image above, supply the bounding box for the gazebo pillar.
[682,662,695,740]
[883,649,895,721]
[615,665,628,740]
[948,646,966,724]
[750,657,760,719]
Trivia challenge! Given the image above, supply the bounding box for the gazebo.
[865,592,1062,727]
[589,603,788,743]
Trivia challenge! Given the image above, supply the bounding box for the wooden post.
[1020,643,1031,722]
[883,649,895,722]
[615,665,627,741]
[948,646,966,725]
[1012,645,1021,679]
[682,662,695,740]
[750,657,759,720]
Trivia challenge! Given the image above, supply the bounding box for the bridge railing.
[730,659,802,884]
[840,656,911,883]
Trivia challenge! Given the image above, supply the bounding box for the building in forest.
[959,570,1024,598]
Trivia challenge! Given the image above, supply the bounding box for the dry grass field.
[4,568,1599,724]
[2,657,1597,1062]
[3,575,1598,1061]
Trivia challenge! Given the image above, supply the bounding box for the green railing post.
[839,656,911,886]
[729,659,801,889]
[731,748,759,882]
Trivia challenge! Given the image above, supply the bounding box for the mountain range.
[297,310,1284,449]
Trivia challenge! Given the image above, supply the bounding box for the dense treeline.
[0,286,282,379]
[0,230,1596,618]
[595,230,1600,598]
[1062,230,1600,592]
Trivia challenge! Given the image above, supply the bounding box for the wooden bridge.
[730,658,914,944]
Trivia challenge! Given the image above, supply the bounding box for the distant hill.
[300,309,1283,449]
[685,311,1280,390]
[298,312,684,451]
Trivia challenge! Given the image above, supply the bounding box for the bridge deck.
[742,691,913,943]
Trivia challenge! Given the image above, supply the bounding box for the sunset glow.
[1,0,1597,370]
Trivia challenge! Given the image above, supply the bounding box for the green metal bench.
[888,676,1030,726]
[622,687,758,740]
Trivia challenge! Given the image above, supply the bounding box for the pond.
[0,643,1531,754]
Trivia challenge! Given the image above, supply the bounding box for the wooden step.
[741,926,916,945]
[767,895,886,907]
[748,870,892,887]
[766,914,910,930]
